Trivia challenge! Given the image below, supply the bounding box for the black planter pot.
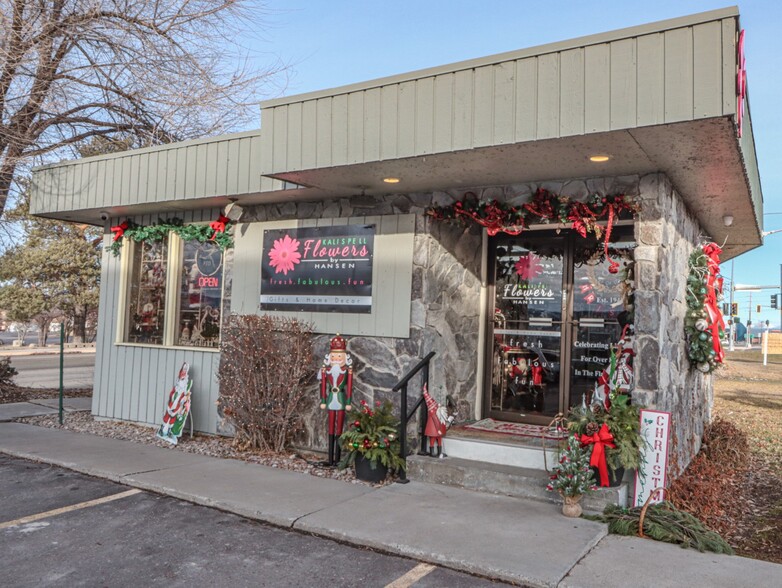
[354,454,389,483]
[593,466,625,488]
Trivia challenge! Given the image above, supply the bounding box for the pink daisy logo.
[268,234,301,275]
[514,253,543,280]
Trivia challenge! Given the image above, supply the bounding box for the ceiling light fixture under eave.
[589,154,611,163]
[383,177,401,184]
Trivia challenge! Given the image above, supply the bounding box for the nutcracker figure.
[423,384,455,457]
[318,334,353,466]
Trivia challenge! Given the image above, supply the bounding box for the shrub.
[218,315,315,452]
[0,356,18,393]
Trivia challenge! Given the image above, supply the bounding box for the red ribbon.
[581,423,616,487]
[702,243,726,363]
[209,214,231,240]
[110,221,129,242]
[454,200,524,236]
[603,203,619,274]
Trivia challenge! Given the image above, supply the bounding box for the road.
[0,455,505,588]
[0,332,41,347]
[7,354,95,389]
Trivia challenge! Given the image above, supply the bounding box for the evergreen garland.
[585,501,734,555]
[426,189,637,237]
[108,217,234,256]
[684,244,725,373]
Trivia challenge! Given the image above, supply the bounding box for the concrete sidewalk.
[0,422,779,587]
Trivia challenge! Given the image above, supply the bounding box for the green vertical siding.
[30,131,264,217]
[259,11,739,177]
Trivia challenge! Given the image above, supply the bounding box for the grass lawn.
[712,351,782,563]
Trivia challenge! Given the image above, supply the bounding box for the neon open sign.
[198,276,220,288]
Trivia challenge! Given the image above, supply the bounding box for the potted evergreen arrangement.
[567,393,644,487]
[338,399,406,482]
[547,433,597,517]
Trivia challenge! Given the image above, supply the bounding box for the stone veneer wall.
[235,172,712,470]
[633,173,711,475]
[238,195,482,452]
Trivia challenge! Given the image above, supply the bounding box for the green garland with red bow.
[685,243,726,373]
[108,214,233,256]
[427,189,638,273]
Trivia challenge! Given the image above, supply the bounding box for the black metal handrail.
[392,351,436,482]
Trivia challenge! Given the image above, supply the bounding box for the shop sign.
[633,409,671,507]
[260,225,374,313]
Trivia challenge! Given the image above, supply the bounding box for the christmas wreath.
[108,214,233,256]
[427,189,637,273]
[684,243,725,373]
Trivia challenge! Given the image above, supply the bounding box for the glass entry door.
[486,229,634,425]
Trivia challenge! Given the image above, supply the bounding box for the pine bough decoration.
[586,502,734,555]
[108,215,233,256]
[427,189,637,273]
[684,243,725,373]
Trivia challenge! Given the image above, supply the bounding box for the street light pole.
[729,260,735,351]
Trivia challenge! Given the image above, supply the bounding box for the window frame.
[116,229,227,353]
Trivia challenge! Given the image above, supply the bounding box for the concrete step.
[443,433,560,471]
[406,455,629,512]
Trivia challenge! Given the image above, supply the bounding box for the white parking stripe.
[385,563,437,588]
[0,489,141,529]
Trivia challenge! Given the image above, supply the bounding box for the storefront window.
[569,234,635,409]
[177,241,224,348]
[122,231,229,349]
[126,239,168,345]
[490,235,565,420]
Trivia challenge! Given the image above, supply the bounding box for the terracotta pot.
[562,494,583,518]
[354,454,388,483]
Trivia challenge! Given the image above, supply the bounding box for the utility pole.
[747,291,753,348]
[729,260,735,351]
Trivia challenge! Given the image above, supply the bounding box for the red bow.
[110,221,129,242]
[702,243,726,363]
[209,214,231,240]
[581,423,616,487]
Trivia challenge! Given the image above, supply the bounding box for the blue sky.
[246,1,781,327]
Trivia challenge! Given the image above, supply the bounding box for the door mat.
[464,418,567,440]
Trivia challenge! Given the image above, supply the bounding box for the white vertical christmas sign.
[633,410,671,507]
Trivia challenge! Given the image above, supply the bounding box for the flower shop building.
[30,7,763,476]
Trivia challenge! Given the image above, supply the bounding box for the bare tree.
[0,1,283,214]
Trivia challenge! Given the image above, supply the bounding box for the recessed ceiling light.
[383,177,401,184]
[589,155,611,163]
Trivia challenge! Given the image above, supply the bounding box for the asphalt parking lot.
[0,455,507,588]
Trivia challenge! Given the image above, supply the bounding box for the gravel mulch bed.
[14,411,390,487]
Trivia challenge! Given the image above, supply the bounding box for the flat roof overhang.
[260,116,760,259]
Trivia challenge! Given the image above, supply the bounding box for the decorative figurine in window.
[318,334,353,466]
